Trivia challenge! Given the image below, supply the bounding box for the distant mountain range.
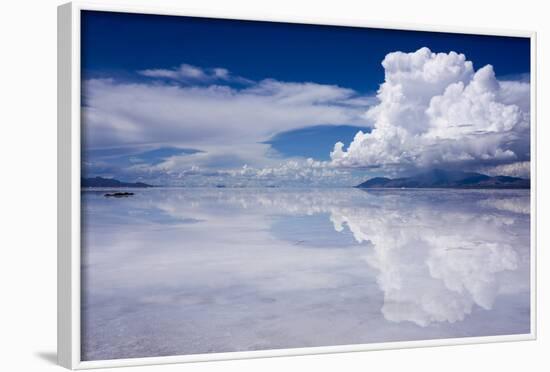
[82,176,153,188]
[356,169,530,189]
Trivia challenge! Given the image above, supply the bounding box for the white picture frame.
[58,1,537,369]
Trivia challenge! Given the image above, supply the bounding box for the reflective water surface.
[81,188,530,361]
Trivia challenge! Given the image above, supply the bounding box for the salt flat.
[81,187,530,360]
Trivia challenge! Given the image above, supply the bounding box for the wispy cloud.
[82,65,376,185]
[138,63,253,85]
[83,78,371,150]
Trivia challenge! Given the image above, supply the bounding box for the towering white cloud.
[330,47,530,176]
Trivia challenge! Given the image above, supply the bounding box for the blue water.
[81,188,531,360]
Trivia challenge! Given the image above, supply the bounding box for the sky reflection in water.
[81,188,530,360]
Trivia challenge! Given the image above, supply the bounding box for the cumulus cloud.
[224,158,361,187]
[330,47,530,177]
[118,145,362,187]
[478,161,531,179]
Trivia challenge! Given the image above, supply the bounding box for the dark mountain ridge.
[356,169,530,189]
[82,176,153,188]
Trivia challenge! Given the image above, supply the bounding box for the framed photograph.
[58,1,536,369]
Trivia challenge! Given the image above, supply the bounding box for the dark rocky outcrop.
[104,192,135,198]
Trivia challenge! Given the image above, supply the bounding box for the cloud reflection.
[328,193,525,326]
[81,188,530,359]
[157,188,530,326]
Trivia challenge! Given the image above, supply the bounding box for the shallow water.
[81,188,531,361]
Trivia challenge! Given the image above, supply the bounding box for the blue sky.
[81,10,531,186]
[82,11,529,91]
